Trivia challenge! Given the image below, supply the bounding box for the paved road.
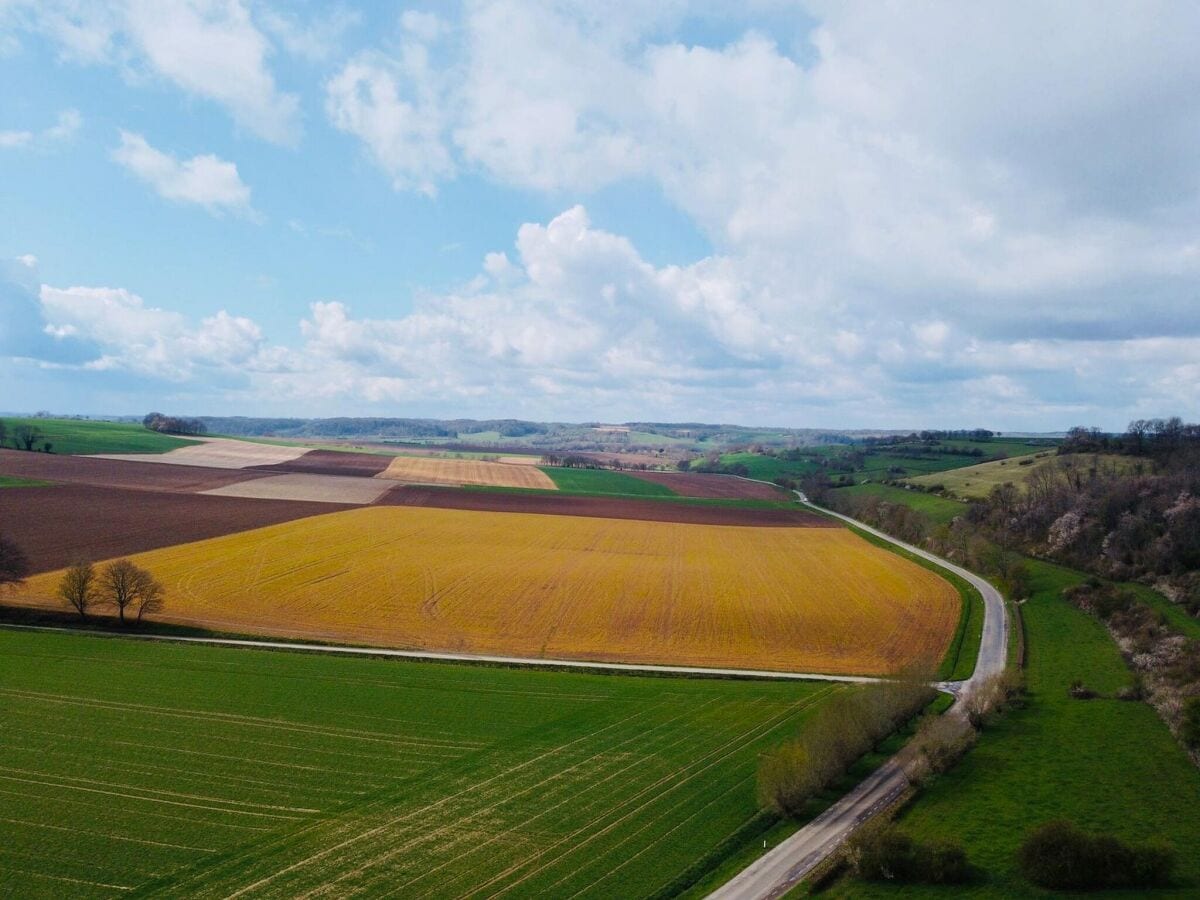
[0,624,882,684]
[707,497,1008,900]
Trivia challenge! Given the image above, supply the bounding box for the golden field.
[14,507,958,675]
[376,455,557,489]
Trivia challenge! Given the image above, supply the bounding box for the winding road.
[707,496,1008,900]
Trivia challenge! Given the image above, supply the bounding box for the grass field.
[541,467,678,496]
[0,475,50,488]
[14,506,958,675]
[836,483,968,525]
[0,627,840,898]
[0,418,199,455]
[377,455,557,489]
[824,563,1200,896]
[905,452,1132,499]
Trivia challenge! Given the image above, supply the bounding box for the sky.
[2,1,1199,431]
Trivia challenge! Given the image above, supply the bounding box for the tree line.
[0,421,53,453]
[142,412,208,436]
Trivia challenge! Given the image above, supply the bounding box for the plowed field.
[623,471,790,499]
[14,507,958,675]
[253,449,393,478]
[377,455,557,489]
[0,484,353,573]
[0,448,264,493]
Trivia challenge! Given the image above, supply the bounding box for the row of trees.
[757,680,934,818]
[142,412,208,436]
[59,559,164,624]
[1061,417,1200,457]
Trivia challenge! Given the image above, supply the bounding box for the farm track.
[707,496,1008,900]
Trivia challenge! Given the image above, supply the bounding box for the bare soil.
[0,483,350,573]
[0,449,265,493]
[378,485,835,527]
[620,471,790,500]
[252,449,393,478]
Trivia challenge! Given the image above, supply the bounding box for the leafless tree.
[100,559,162,625]
[11,424,43,451]
[58,560,96,619]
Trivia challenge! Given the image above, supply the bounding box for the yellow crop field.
[14,507,958,675]
[376,455,557,489]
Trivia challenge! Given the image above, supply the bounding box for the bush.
[1182,697,1200,748]
[1018,820,1175,890]
[849,823,970,884]
[964,669,1025,727]
[905,715,977,786]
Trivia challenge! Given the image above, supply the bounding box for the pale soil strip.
[479,694,825,899]
[201,473,392,505]
[386,695,832,900]
[91,437,308,470]
[375,455,557,490]
[0,771,306,820]
[214,702,669,899]
[0,863,132,892]
[311,697,737,899]
[0,686,482,749]
[0,815,218,853]
[0,784,270,834]
[0,626,877,684]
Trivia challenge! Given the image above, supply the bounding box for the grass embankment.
[838,483,968,525]
[0,417,199,455]
[814,550,1200,893]
[0,475,50,488]
[0,626,838,898]
[541,466,678,496]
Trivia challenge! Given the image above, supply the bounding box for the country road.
[707,497,1008,900]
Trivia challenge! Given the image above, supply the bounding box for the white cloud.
[111,131,255,216]
[6,0,298,144]
[258,4,360,62]
[15,254,38,268]
[0,108,81,148]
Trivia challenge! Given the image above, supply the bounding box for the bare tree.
[58,560,96,619]
[11,424,43,451]
[0,534,29,589]
[0,420,7,448]
[135,574,165,624]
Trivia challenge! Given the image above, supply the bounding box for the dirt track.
[622,471,790,500]
[0,483,350,573]
[379,485,835,527]
[0,449,265,493]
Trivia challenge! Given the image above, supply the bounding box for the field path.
[0,625,881,684]
[706,492,1008,900]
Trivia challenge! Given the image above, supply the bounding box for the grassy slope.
[0,476,51,488]
[541,466,678,496]
[825,563,1200,897]
[837,483,968,525]
[0,417,199,455]
[0,627,837,899]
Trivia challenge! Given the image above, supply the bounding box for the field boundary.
[0,624,881,684]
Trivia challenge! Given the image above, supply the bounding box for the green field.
[541,466,678,496]
[0,418,199,456]
[836,483,968,525]
[827,557,1200,897]
[0,628,838,898]
[0,476,51,488]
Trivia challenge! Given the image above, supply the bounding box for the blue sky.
[2,2,1199,430]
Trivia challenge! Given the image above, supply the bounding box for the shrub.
[1182,697,1200,748]
[1068,679,1097,700]
[849,823,970,884]
[904,715,976,786]
[1018,820,1175,890]
[964,669,1025,727]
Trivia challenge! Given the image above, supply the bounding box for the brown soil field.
[376,456,557,490]
[380,485,835,527]
[203,473,395,504]
[12,506,957,675]
[93,437,308,469]
[0,449,265,493]
[253,449,393,478]
[0,484,352,574]
[622,471,790,500]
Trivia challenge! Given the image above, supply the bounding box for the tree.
[99,559,162,625]
[12,424,43,451]
[57,561,96,619]
[0,420,6,448]
[0,534,29,588]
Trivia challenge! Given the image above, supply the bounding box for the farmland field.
[0,449,266,493]
[202,473,394,504]
[12,506,958,675]
[0,627,840,898]
[0,417,200,455]
[377,455,557,489]
[622,470,789,500]
[542,466,677,496]
[95,437,308,469]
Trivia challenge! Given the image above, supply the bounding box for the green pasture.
[0,418,199,456]
[836,483,968,525]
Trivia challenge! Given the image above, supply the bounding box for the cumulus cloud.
[111,131,255,216]
[0,108,81,148]
[4,0,298,144]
